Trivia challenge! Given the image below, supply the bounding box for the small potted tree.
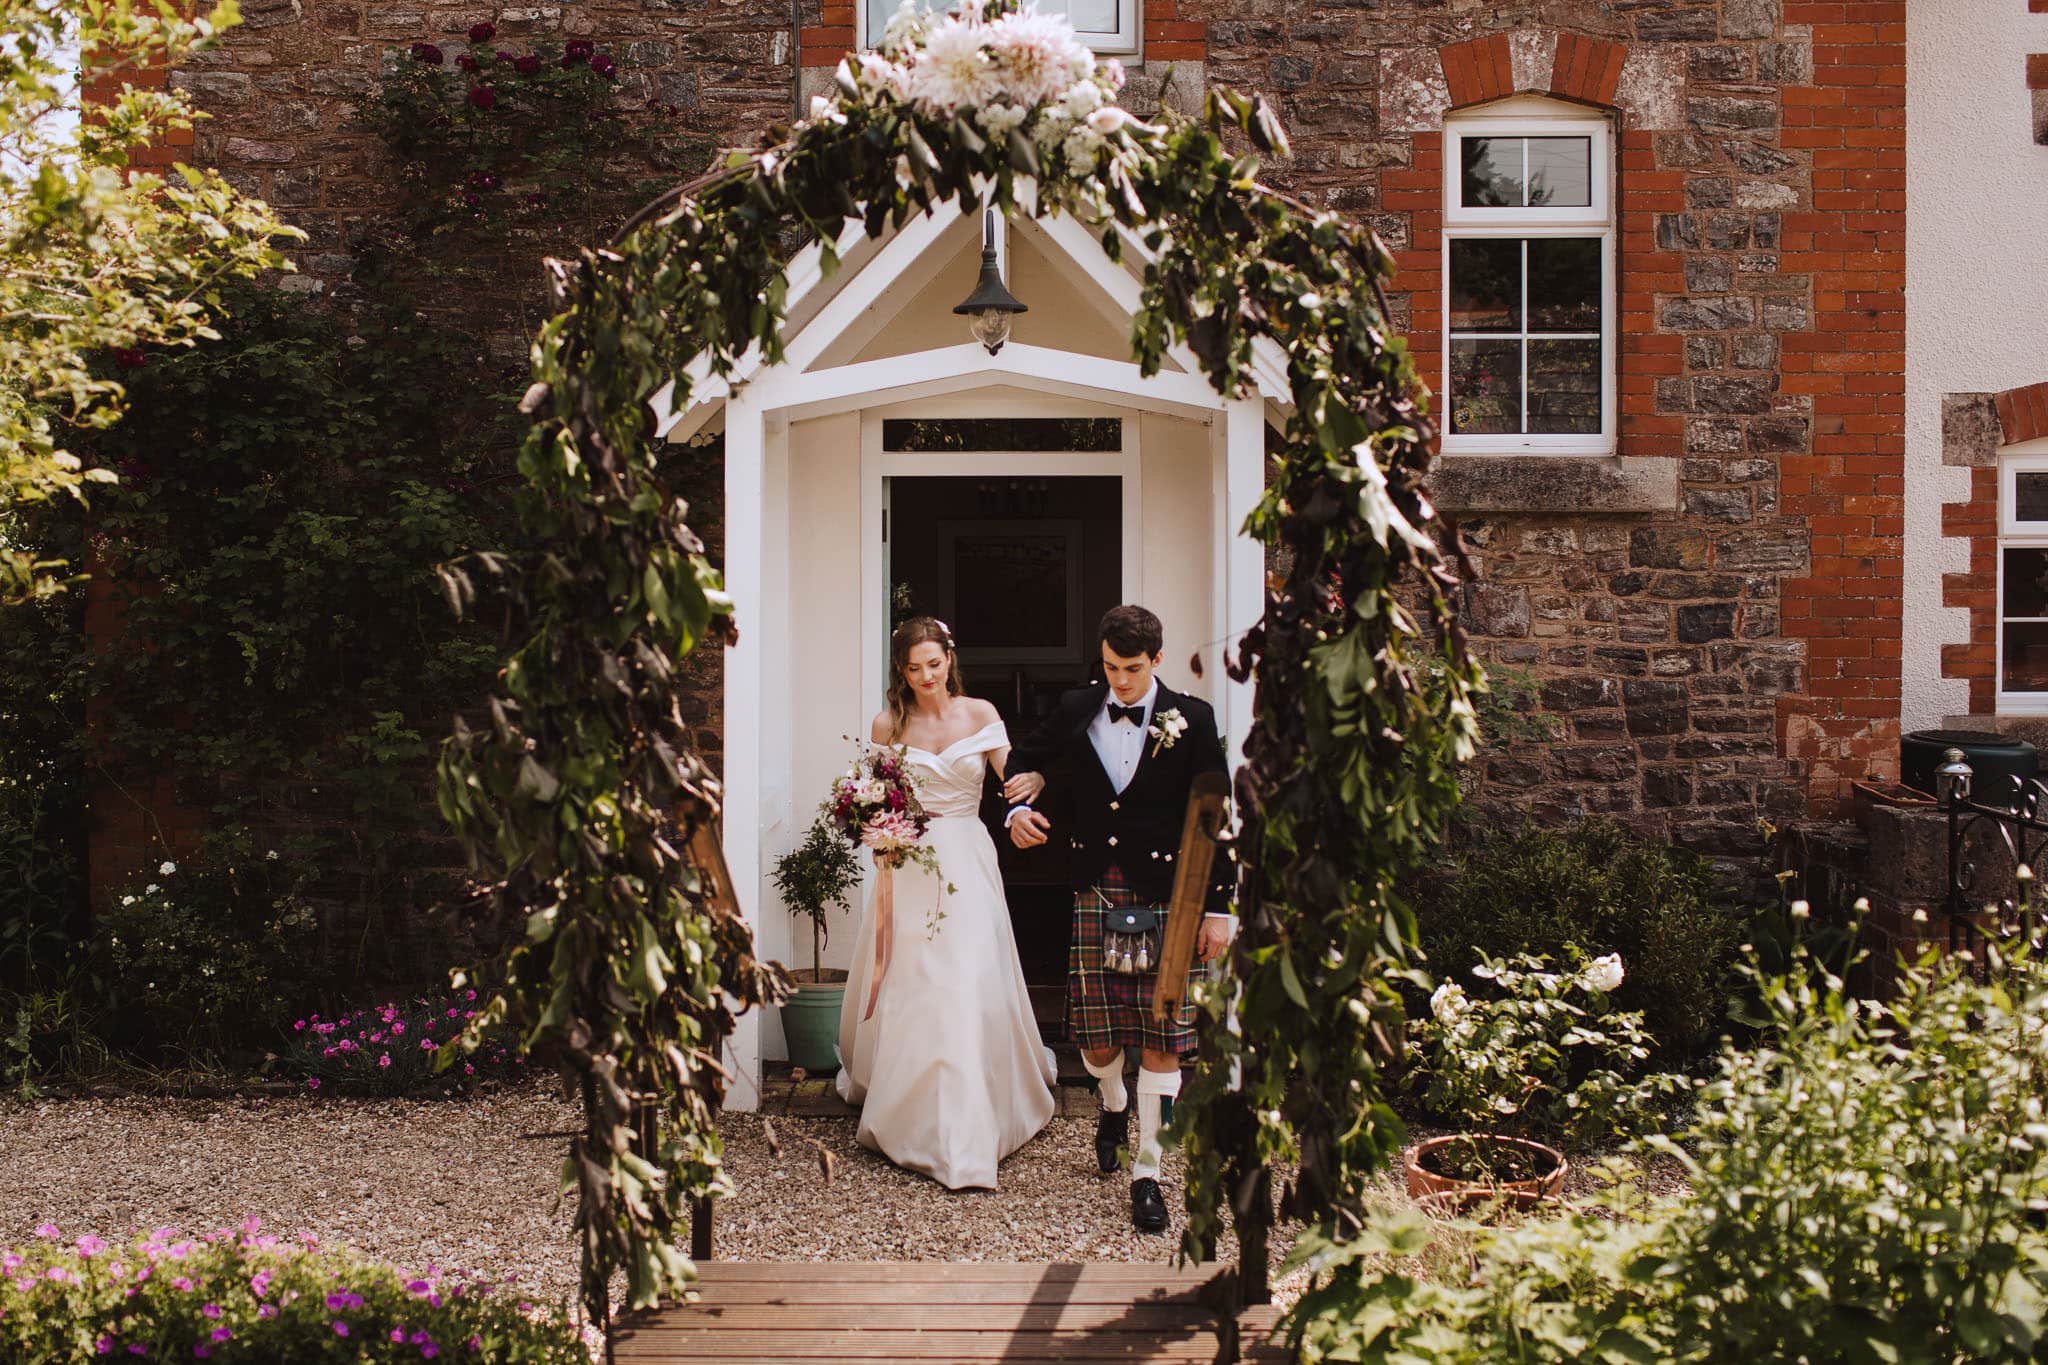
[1402,950,1683,1211]
[770,818,861,1073]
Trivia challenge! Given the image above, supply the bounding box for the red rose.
[590,53,615,78]
[565,38,594,57]
[467,84,496,109]
[513,53,540,75]
[410,42,444,64]
[456,53,477,70]
[887,790,905,811]
[468,20,496,42]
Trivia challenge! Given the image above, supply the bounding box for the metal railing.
[1939,747,2048,965]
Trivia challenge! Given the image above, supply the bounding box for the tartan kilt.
[1068,863,1202,1054]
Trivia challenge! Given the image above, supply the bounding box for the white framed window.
[861,0,1139,54]
[1440,98,1615,456]
[1997,448,2048,713]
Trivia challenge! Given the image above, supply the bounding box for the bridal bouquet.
[824,742,944,882]
[824,743,950,1017]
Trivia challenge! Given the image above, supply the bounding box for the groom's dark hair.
[1099,604,1163,659]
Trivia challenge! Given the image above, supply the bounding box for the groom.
[1003,604,1234,1235]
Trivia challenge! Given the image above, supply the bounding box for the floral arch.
[435,0,1480,1336]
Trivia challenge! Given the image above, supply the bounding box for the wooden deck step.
[612,1262,1287,1363]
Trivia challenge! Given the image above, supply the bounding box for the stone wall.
[1183,0,1907,861]
[156,0,1915,871]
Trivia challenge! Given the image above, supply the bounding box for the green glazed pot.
[781,974,847,1074]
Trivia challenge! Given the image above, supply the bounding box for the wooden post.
[682,810,741,1262]
[1152,772,1229,1020]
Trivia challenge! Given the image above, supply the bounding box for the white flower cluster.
[816,0,1143,178]
[1148,706,1189,754]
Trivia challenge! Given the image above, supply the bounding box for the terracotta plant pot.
[1404,1134,1567,1212]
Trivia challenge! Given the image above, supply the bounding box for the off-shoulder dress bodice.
[903,720,1007,819]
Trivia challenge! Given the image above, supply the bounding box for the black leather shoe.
[1131,1176,1169,1234]
[1094,1105,1129,1176]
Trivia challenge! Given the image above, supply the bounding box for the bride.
[834,616,1057,1190]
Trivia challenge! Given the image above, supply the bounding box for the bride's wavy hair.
[885,616,966,740]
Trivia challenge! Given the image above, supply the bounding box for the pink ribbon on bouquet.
[863,863,895,1021]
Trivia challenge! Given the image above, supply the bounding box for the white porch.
[653,196,1287,1107]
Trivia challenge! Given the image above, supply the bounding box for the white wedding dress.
[834,720,1058,1190]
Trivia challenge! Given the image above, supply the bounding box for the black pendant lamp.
[953,208,1028,354]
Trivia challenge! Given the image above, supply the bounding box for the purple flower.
[193,1349,210,1360]
[46,1266,71,1283]
[411,42,444,64]
[306,1078,320,1090]
[466,84,496,109]
[173,1276,194,1292]
[77,1234,106,1256]
[496,49,514,61]
[34,1224,57,1239]
[251,1270,272,1298]
[421,1343,440,1359]
[421,1039,437,1051]
[201,1304,221,1319]
[379,1054,392,1068]
[211,1327,231,1342]
[96,1338,113,1356]
[590,53,615,78]
[392,1021,406,1035]
[333,1321,351,1337]
[468,20,496,42]
[407,1280,432,1295]
[258,1304,277,1319]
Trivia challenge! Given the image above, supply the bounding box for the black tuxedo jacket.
[1010,681,1233,916]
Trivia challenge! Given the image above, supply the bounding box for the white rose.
[1429,981,1466,1024]
[1583,953,1625,994]
[159,861,177,876]
[1084,105,1132,137]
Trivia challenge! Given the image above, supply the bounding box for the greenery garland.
[437,0,1478,1335]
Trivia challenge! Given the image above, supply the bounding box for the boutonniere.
[1148,708,1188,757]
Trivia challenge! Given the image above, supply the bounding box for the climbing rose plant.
[437,0,1478,1334]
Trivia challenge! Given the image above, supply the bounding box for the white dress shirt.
[1090,678,1157,794]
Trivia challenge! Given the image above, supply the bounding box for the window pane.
[1526,238,1602,332]
[1525,137,1592,207]
[2017,473,2048,524]
[2006,622,2048,693]
[1448,339,1522,435]
[2005,547,2048,619]
[873,0,1122,33]
[1061,0,1120,30]
[1459,137,1522,207]
[1448,239,1521,332]
[1527,339,1602,435]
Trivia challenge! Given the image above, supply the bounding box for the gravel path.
[0,1083,1682,1320]
[0,1081,1239,1313]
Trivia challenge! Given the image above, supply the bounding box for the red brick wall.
[1773,2,1906,814]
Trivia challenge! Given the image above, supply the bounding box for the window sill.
[1427,453,1677,515]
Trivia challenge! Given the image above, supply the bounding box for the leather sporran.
[1100,902,1161,975]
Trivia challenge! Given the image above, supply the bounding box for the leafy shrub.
[1407,821,1741,1061]
[281,989,523,1096]
[0,1220,588,1362]
[1404,950,1685,1152]
[92,837,317,1063]
[1286,936,2048,1363]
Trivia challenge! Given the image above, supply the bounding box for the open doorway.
[884,459,1126,1028]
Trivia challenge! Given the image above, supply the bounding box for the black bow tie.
[1109,703,1145,726]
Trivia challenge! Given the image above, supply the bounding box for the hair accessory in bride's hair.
[933,618,952,643]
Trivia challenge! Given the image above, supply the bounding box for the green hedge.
[1407,821,1742,1062]
[0,1223,586,1363]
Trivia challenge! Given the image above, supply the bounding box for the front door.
[885,472,1124,1020]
